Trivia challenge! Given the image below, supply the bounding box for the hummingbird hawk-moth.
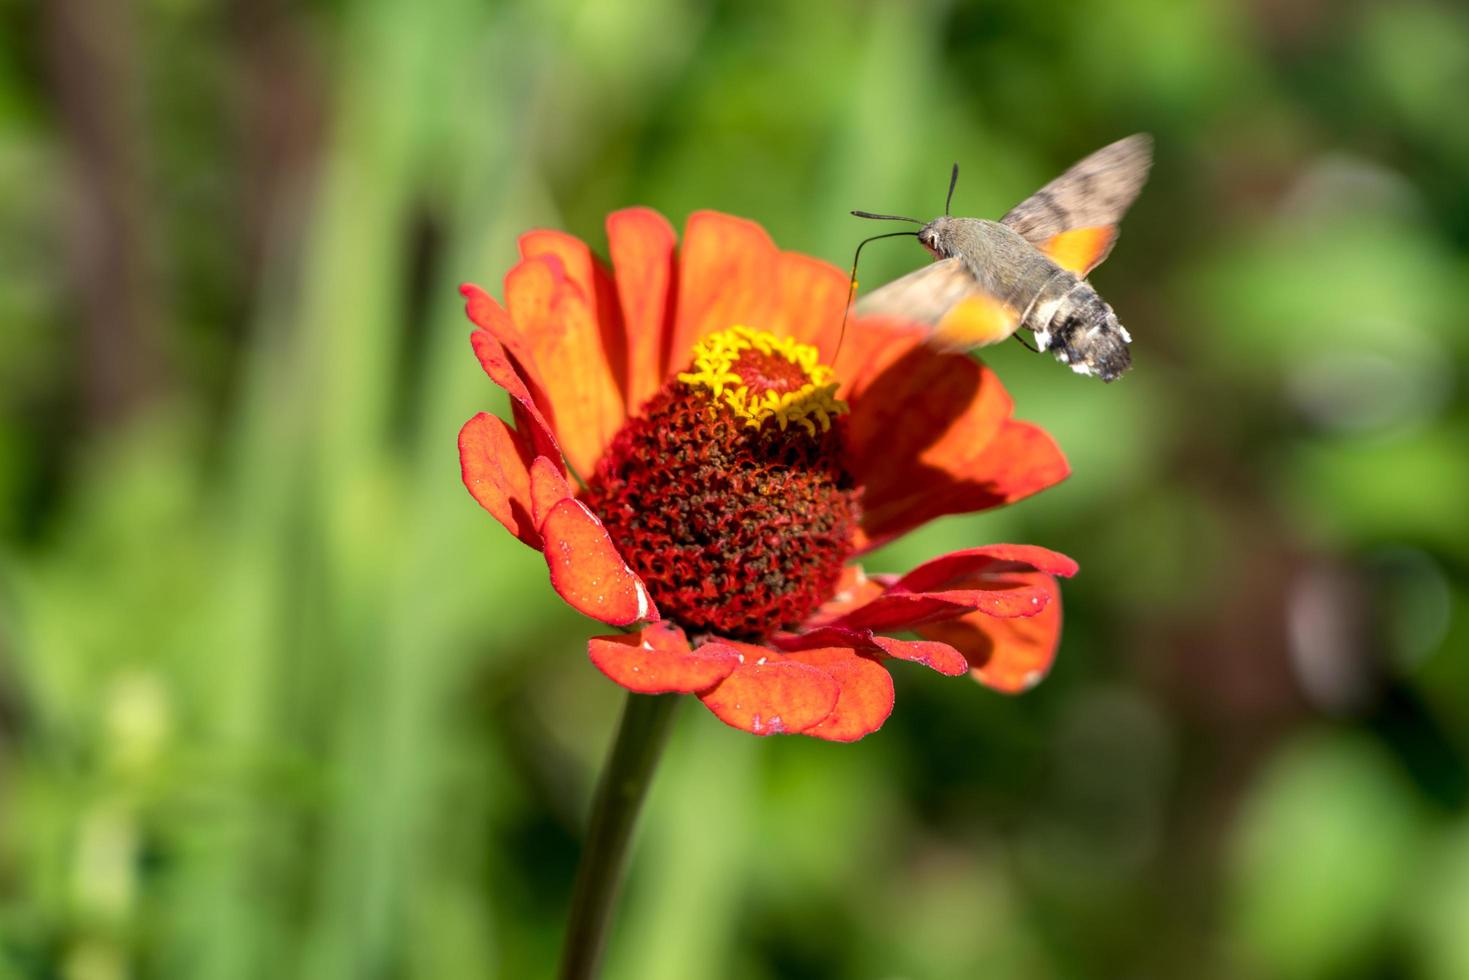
[851,134,1153,382]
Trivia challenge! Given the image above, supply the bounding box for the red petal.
[774,626,969,677]
[540,497,657,627]
[697,649,838,736]
[503,253,627,478]
[833,585,1052,633]
[842,333,1069,552]
[464,301,564,463]
[588,622,739,694]
[845,334,1009,466]
[824,545,1076,634]
[847,349,1008,546]
[606,208,678,412]
[869,635,970,676]
[528,455,572,528]
[919,573,1064,693]
[801,564,890,629]
[895,544,1079,592]
[668,211,779,367]
[851,421,1068,552]
[782,647,894,742]
[458,413,540,548]
[965,418,1071,503]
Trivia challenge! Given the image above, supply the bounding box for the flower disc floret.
[677,325,848,435]
[585,328,859,639]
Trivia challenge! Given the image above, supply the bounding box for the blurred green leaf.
[1229,731,1424,980]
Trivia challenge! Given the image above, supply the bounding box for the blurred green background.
[3,0,1469,977]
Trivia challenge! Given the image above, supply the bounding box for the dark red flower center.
[583,326,861,640]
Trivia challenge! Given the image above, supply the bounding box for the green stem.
[558,692,679,980]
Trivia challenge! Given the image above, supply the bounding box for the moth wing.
[931,293,1021,351]
[1000,133,1152,269]
[1038,225,1118,277]
[854,256,1019,351]
[854,257,975,325]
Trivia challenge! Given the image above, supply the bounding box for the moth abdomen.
[1034,286,1133,383]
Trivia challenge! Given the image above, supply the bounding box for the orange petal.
[520,229,631,408]
[830,315,926,403]
[781,647,895,742]
[519,230,620,323]
[588,622,739,694]
[458,412,540,548]
[606,208,678,413]
[919,573,1064,693]
[528,455,573,528]
[540,497,656,627]
[767,251,851,358]
[697,649,838,736]
[504,253,627,478]
[668,211,779,366]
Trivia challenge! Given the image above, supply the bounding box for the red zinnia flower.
[459,209,1076,741]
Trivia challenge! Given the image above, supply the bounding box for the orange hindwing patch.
[931,293,1019,351]
[1040,226,1118,277]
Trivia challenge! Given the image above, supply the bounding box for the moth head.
[918,217,952,258]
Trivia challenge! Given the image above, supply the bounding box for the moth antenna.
[945,163,959,216]
[850,210,922,223]
[832,228,920,365]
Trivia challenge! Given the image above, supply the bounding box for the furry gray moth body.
[854,134,1152,383]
